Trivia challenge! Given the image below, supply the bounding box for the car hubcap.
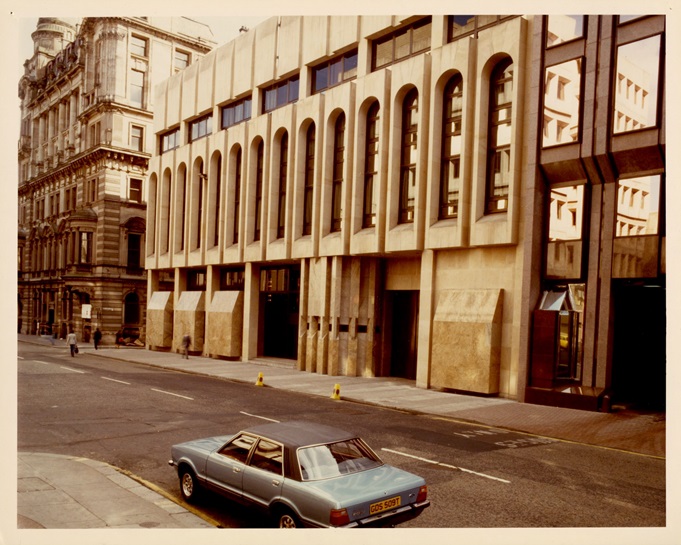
[280,514,296,528]
[182,474,193,497]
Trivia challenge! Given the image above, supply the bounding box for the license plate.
[369,495,401,514]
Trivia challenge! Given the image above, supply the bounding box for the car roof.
[242,421,356,449]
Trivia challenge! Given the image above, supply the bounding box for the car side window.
[249,439,283,476]
[218,434,256,464]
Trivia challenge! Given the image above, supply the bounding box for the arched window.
[486,58,513,214]
[254,141,264,242]
[233,147,242,245]
[331,113,345,232]
[399,88,419,224]
[213,154,222,247]
[176,165,187,252]
[193,159,205,249]
[277,132,289,239]
[161,168,171,254]
[303,123,315,236]
[363,101,380,228]
[440,75,463,219]
[123,292,140,325]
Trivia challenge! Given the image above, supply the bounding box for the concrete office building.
[146,15,665,410]
[18,17,214,344]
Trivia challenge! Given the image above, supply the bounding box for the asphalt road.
[17,343,666,528]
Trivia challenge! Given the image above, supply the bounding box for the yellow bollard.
[255,372,264,387]
[331,383,341,400]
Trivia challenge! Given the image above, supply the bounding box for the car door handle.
[233,467,241,474]
[272,479,281,486]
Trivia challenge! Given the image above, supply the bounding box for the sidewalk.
[16,334,666,530]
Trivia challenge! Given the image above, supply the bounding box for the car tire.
[179,467,200,503]
[276,508,300,528]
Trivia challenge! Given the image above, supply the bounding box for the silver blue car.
[169,420,430,528]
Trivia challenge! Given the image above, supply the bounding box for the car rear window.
[298,438,383,481]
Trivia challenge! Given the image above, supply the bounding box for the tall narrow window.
[440,75,463,219]
[129,178,143,203]
[162,170,171,254]
[254,142,264,242]
[127,233,142,270]
[131,125,143,151]
[174,49,189,71]
[331,113,345,232]
[485,58,513,214]
[79,232,92,264]
[303,124,315,236]
[233,148,242,245]
[214,155,222,247]
[363,102,380,228]
[196,164,204,249]
[277,133,289,239]
[130,35,148,57]
[178,168,187,251]
[130,69,145,108]
[399,89,419,224]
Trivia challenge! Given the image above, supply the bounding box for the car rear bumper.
[345,500,430,528]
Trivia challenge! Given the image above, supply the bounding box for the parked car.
[169,420,430,528]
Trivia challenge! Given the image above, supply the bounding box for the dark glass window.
[263,75,299,113]
[363,102,380,228]
[221,96,252,129]
[277,133,289,239]
[312,50,358,93]
[254,142,264,242]
[485,58,513,214]
[233,148,242,245]
[399,89,419,224]
[331,114,345,232]
[190,115,213,142]
[160,128,180,153]
[440,75,463,219]
[303,124,315,236]
[372,17,431,70]
[214,155,222,247]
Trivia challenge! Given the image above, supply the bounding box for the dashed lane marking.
[60,366,86,374]
[381,447,511,483]
[151,388,194,400]
[240,411,280,423]
[101,376,131,385]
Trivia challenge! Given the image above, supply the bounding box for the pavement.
[15,333,667,530]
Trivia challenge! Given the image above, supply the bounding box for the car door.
[241,438,284,509]
[204,433,257,500]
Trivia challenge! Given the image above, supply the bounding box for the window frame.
[398,88,419,224]
[130,35,148,57]
[262,75,300,114]
[277,133,289,239]
[131,124,144,152]
[189,114,213,143]
[312,49,359,94]
[331,113,346,232]
[160,128,180,154]
[221,96,253,130]
[485,57,514,215]
[253,141,264,242]
[439,75,463,220]
[129,178,143,203]
[372,17,432,71]
[362,101,380,229]
[302,124,316,236]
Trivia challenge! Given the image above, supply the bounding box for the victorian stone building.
[17,17,214,344]
[145,15,665,410]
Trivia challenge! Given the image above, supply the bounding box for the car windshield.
[298,438,383,481]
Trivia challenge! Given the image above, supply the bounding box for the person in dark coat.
[93,328,102,350]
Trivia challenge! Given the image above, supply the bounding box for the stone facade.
[146,15,666,410]
[17,17,214,345]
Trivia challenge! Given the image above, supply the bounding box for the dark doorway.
[611,282,666,410]
[260,267,300,360]
[389,290,419,380]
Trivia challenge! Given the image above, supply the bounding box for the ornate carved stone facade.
[18,17,215,345]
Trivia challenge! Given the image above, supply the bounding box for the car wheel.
[179,467,199,503]
[277,508,300,528]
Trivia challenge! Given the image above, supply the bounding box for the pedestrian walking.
[181,334,191,359]
[93,328,102,350]
[66,330,78,357]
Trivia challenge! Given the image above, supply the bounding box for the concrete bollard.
[331,383,341,400]
[255,372,264,387]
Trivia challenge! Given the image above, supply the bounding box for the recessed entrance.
[259,266,300,360]
[388,290,419,380]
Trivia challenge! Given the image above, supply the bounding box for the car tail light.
[330,508,350,526]
[416,485,428,503]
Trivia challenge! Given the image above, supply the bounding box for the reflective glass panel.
[614,35,660,133]
[546,16,585,47]
[543,59,582,147]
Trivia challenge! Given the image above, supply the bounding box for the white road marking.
[33,360,50,365]
[101,377,131,385]
[18,356,24,360]
[60,366,86,374]
[240,411,280,423]
[151,388,194,400]
[381,447,511,483]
